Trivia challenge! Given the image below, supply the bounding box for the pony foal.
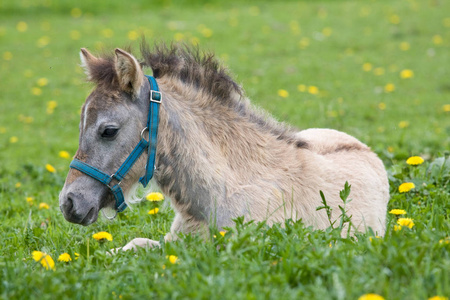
[59,43,390,251]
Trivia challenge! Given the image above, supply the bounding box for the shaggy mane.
[85,41,306,148]
[141,42,243,102]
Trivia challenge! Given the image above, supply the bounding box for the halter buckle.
[109,174,122,187]
[150,91,162,104]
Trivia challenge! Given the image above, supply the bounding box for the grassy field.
[0,0,449,299]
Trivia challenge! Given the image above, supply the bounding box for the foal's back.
[292,128,389,235]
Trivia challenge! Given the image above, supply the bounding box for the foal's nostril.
[65,192,75,212]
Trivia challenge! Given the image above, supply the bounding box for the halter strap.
[69,75,161,212]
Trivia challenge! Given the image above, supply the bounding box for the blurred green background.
[1,0,449,174]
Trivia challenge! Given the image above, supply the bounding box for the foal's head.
[59,48,150,225]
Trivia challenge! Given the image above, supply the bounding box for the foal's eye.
[101,127,119,138]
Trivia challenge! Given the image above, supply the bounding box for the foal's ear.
[114,48,144,96]
[80,48,99,81]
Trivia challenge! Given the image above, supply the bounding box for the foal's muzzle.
[59,191,99,226]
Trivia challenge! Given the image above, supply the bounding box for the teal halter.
[69,75,161,212]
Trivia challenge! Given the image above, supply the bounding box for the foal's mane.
[141,42,242,103]
[85,41,307,148]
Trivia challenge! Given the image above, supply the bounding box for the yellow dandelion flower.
[406,156,424,166]
[146,192,164,201]
[190,37,200,46]
[31,87,42,96]
[58,253,72,262]
[384,83,395,93]
[308,86,319,95]
[174,32,184,41]
[229,17,238,27]
[37,36,50,48]
[45,164,56,173]
[32,251,55,270]
[444,18,450,27]
[15,182,21,188]
[128,30,139,41]
[47,100,57,114]
[373,67,385,76]
[16,21,28,32]
[148,208,159,215]
[220,53,229,62]
[439,237,450,245]
[297,84,306,92]
[37,77,48,87]
[389,14,400,24]
[397,218,414,229]
[322,27,332,37]
[398,121,409,129]
[362,63,372,72]
[26,197,34,204]
[400,69,414,79]
[249,6,260,16]
[59,151,70,159]
[3,51,13,61]
[432,35,443,45]
[200,28,213,38]
[298,37,310,49]
[70,30,81,40]
[74,253,80,260]
[327,110,338,118]
[428,296,448,300]
[10,136,18,143]
[344,48,354,56]
[389,209,406,215]
[394,225,402,231]
[47,100,57,109]
[219,231,226,237]
[399,42,410,51]
[369,236,381,242]
[442,104,450,112]
[378,102,386,110]
[289,21,300,35]
[399,182,415,193]
[167,255,178,264]
[70,8,82,18]
[94,41,105,50]
[39,202,50,210]
[92,231,113,241]
[101,28,114,38]
[277,89,289,98]
[24,69,33,77]
[358,293,385,300]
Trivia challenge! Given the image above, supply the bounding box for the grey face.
[59,88,147,226]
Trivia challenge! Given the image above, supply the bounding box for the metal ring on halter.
[140,127,149,141]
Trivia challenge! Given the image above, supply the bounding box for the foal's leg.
[121,238,161,251]
[165,213,209,241]
[110,213,206,253]
[110,238,160,254]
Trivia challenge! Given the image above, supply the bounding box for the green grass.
[0,0,449,299]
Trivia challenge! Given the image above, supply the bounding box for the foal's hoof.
[108,238,160,255]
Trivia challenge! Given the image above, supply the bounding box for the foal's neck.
[154,80,276,205]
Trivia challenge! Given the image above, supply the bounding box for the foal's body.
[59,43,389,251]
